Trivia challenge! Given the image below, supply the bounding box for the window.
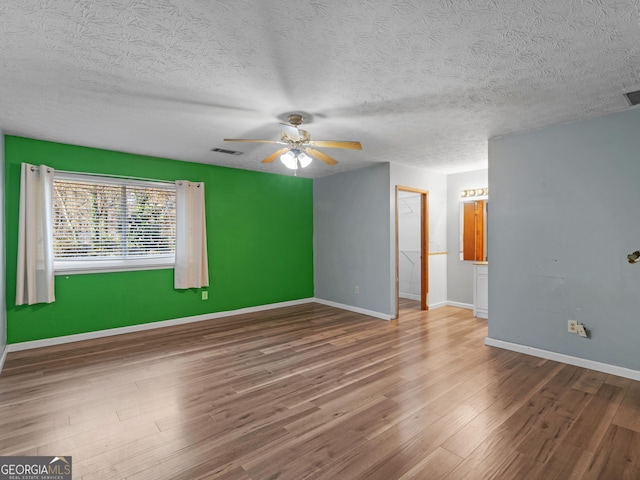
[53,173,176,273]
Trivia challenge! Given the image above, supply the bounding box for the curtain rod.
[30,165,174,185]
[58,168,175,185]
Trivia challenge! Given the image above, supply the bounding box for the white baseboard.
[312,298,393,321]
[485,337,640,382]
[0,346,7,374]
[446,301,473,310]
[7,298,316,352]
[399,293,421,301]
[428,301,448,309]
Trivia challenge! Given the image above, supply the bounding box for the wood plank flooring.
[0,300,638,479]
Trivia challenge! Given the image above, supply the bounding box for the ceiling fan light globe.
[298,152,312,168]
[280,151,297,169]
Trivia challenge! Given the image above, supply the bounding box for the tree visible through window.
[53,174,176,272]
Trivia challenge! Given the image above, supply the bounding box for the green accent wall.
[5,136,314,343]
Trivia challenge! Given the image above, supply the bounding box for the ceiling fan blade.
[306,148,338,166]
[224,138,283,144]
[262,148,290,164]
[298,129,311,142]
[280,124,301,141]
[307,140,362,150]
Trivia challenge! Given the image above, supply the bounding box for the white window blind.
[52,173,176,273]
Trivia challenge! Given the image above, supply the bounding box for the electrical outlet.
[355,286,360,294]
[202,291,208,300]
[568,320,578,334]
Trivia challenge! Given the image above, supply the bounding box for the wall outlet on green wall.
[202,291,208,300]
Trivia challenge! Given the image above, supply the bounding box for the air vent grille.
[624,90,640,106]
[211,148,243,155]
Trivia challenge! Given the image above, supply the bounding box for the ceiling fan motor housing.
[287,114,304,126]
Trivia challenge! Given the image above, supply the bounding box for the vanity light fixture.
[461,188,488,198]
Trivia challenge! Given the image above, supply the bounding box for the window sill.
[55,258,175,275]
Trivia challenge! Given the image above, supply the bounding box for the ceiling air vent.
[211,147,242,155]
[624,90,640,106]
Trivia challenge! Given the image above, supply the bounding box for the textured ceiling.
[0,1,639,177]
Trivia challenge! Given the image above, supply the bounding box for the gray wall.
[488,108,640,371]
[0,131,5,370]
[314,163,392,316]
[447,169,488,305]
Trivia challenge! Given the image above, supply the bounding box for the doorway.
[395,186,429,317]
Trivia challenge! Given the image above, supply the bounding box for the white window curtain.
[16,163,56,305]
[174,181,209,289]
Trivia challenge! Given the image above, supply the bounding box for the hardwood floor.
[1,301,638,479]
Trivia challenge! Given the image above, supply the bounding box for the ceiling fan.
[224,114,362,170]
